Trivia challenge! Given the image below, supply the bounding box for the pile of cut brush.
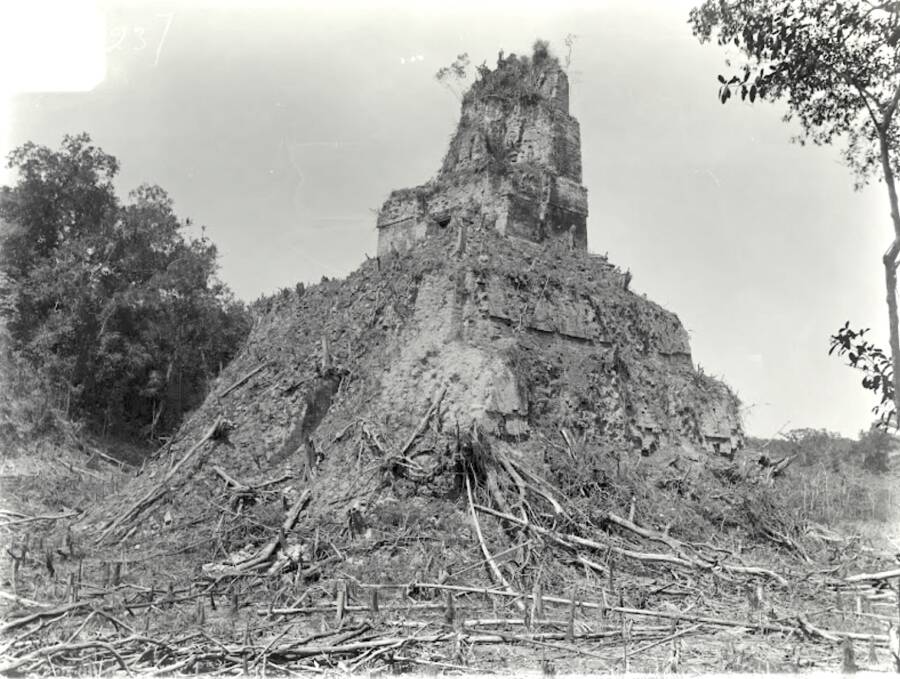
[2,419,899,675]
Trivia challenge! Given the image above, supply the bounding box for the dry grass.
[795,463,898,525]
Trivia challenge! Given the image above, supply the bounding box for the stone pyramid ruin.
[49,44,793,675]
[89,43,744,563]
[11,44,899,678]
[372,50,741,456]
[377,52,588,255]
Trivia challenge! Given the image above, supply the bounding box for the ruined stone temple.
[366,51,743,456]
[377,56,589,255]
[93,44,743,567]
[240,49,744,464]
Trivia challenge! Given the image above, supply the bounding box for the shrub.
[463,41,561,108]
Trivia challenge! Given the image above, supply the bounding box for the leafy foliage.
[690,0,900,429]
[853,422,894,471]
[0,318,72,447]
[465,44,559,107]
[690,0,900,185]
[752,428,855,469]
[748,424,896,473]
[531,38,551,64]
[829,322,894,425]
[0,134,250,441]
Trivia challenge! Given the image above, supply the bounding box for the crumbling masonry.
[378,59,588,255]
[371,53,742,456]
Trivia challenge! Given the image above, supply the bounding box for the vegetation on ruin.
[464,39,560,107]
[435,40,561,110]
[433,41,569,182]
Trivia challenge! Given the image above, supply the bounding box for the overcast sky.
[0,1,890,438]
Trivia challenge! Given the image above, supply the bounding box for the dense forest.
[0,134,250,443]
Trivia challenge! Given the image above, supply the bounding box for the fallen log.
[269,627,633,660]
[0,601,92,634]
[0,637,135,675]
[0,591,55,608]
[844,568,900,583]
[219,362,269,398]
[0,510,79,528]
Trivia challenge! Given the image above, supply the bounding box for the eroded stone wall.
[368,52,742,456]
[370,244,742,456]
[377,59,588,256]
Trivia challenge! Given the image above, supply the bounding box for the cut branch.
[97,417,223,543]
[219,363,269,398]
[845,567,900,583]
[475,503,787,586]
[465,474,525,611]
[233,489,311,571]
[398,387,447,457]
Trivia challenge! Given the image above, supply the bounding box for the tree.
[435,53,471,101]
[0,134,250,441]
[852,422,894,471]
[690,0,900,428]
[1,135,119,274]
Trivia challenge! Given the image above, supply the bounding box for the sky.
[0,0,890,439]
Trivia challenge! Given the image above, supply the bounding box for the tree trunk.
[884,242,900,429]
[878,130,900,429]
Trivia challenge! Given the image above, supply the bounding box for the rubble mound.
[88,49,743,555]
[89,220,742,546]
